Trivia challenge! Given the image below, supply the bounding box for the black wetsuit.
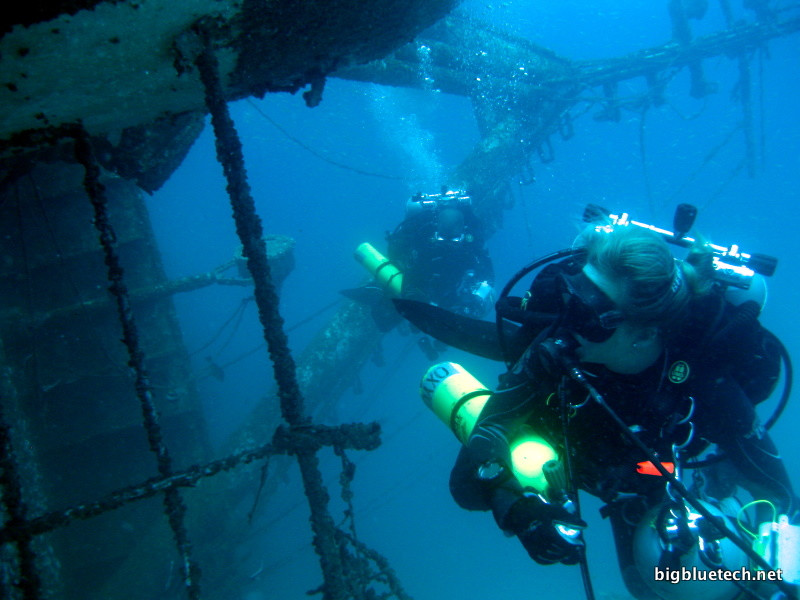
[386,210,494,314]
[449,258,795,598]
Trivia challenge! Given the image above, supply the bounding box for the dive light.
[419,361,558,494]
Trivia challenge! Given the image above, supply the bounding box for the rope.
[335,447,413,600]
[665,123,742,209]
[701,157,747,211]
[737,51,757,177]
[189,23,351,599]
[0,422,381,545]
[638,105,655,216]
[71,127,202,599]
[187,24,410,598]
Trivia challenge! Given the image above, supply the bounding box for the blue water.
[146,2,800,598]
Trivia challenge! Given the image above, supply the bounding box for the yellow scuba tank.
[419,362,557,494]
[420,362,491,445]
[354,242,403,297]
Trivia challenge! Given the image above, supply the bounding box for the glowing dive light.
[420,362,558,493]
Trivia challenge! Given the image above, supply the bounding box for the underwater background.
[140,1,800,599]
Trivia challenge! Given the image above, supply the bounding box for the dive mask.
[558,270,625,343]
[433,232,466,243]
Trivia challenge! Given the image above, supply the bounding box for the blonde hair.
[579,225,706,335]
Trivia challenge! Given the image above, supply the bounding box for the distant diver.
[345,188,495,360]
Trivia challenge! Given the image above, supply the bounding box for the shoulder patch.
[668,360,690,384]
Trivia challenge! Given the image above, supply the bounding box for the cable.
[563,362,798,599]
[245,98,404,181]
[190,296,253,357]
[557,379,595,600]
[666,123,742,209]
[205,297,342,374]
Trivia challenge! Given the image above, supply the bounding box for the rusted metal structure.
[0,2,459,599]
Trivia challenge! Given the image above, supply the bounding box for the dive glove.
[505,494,586,566]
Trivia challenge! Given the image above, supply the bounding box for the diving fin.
[392,298,517,362]
[340,285,401,332]
[339,284,386,305]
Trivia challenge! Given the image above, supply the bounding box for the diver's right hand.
[503,493,582,533]
[532,331,580,378]
[504,495,585,565]
[518,519,584,565]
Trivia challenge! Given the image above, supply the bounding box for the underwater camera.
[583,203,777,290]
[405,189,472,217]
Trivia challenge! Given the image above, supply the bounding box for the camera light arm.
[583,203,778,285]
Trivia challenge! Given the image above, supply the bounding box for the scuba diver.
[402,204,799,600]
[386,189,494,318]
[347,188,495,359]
